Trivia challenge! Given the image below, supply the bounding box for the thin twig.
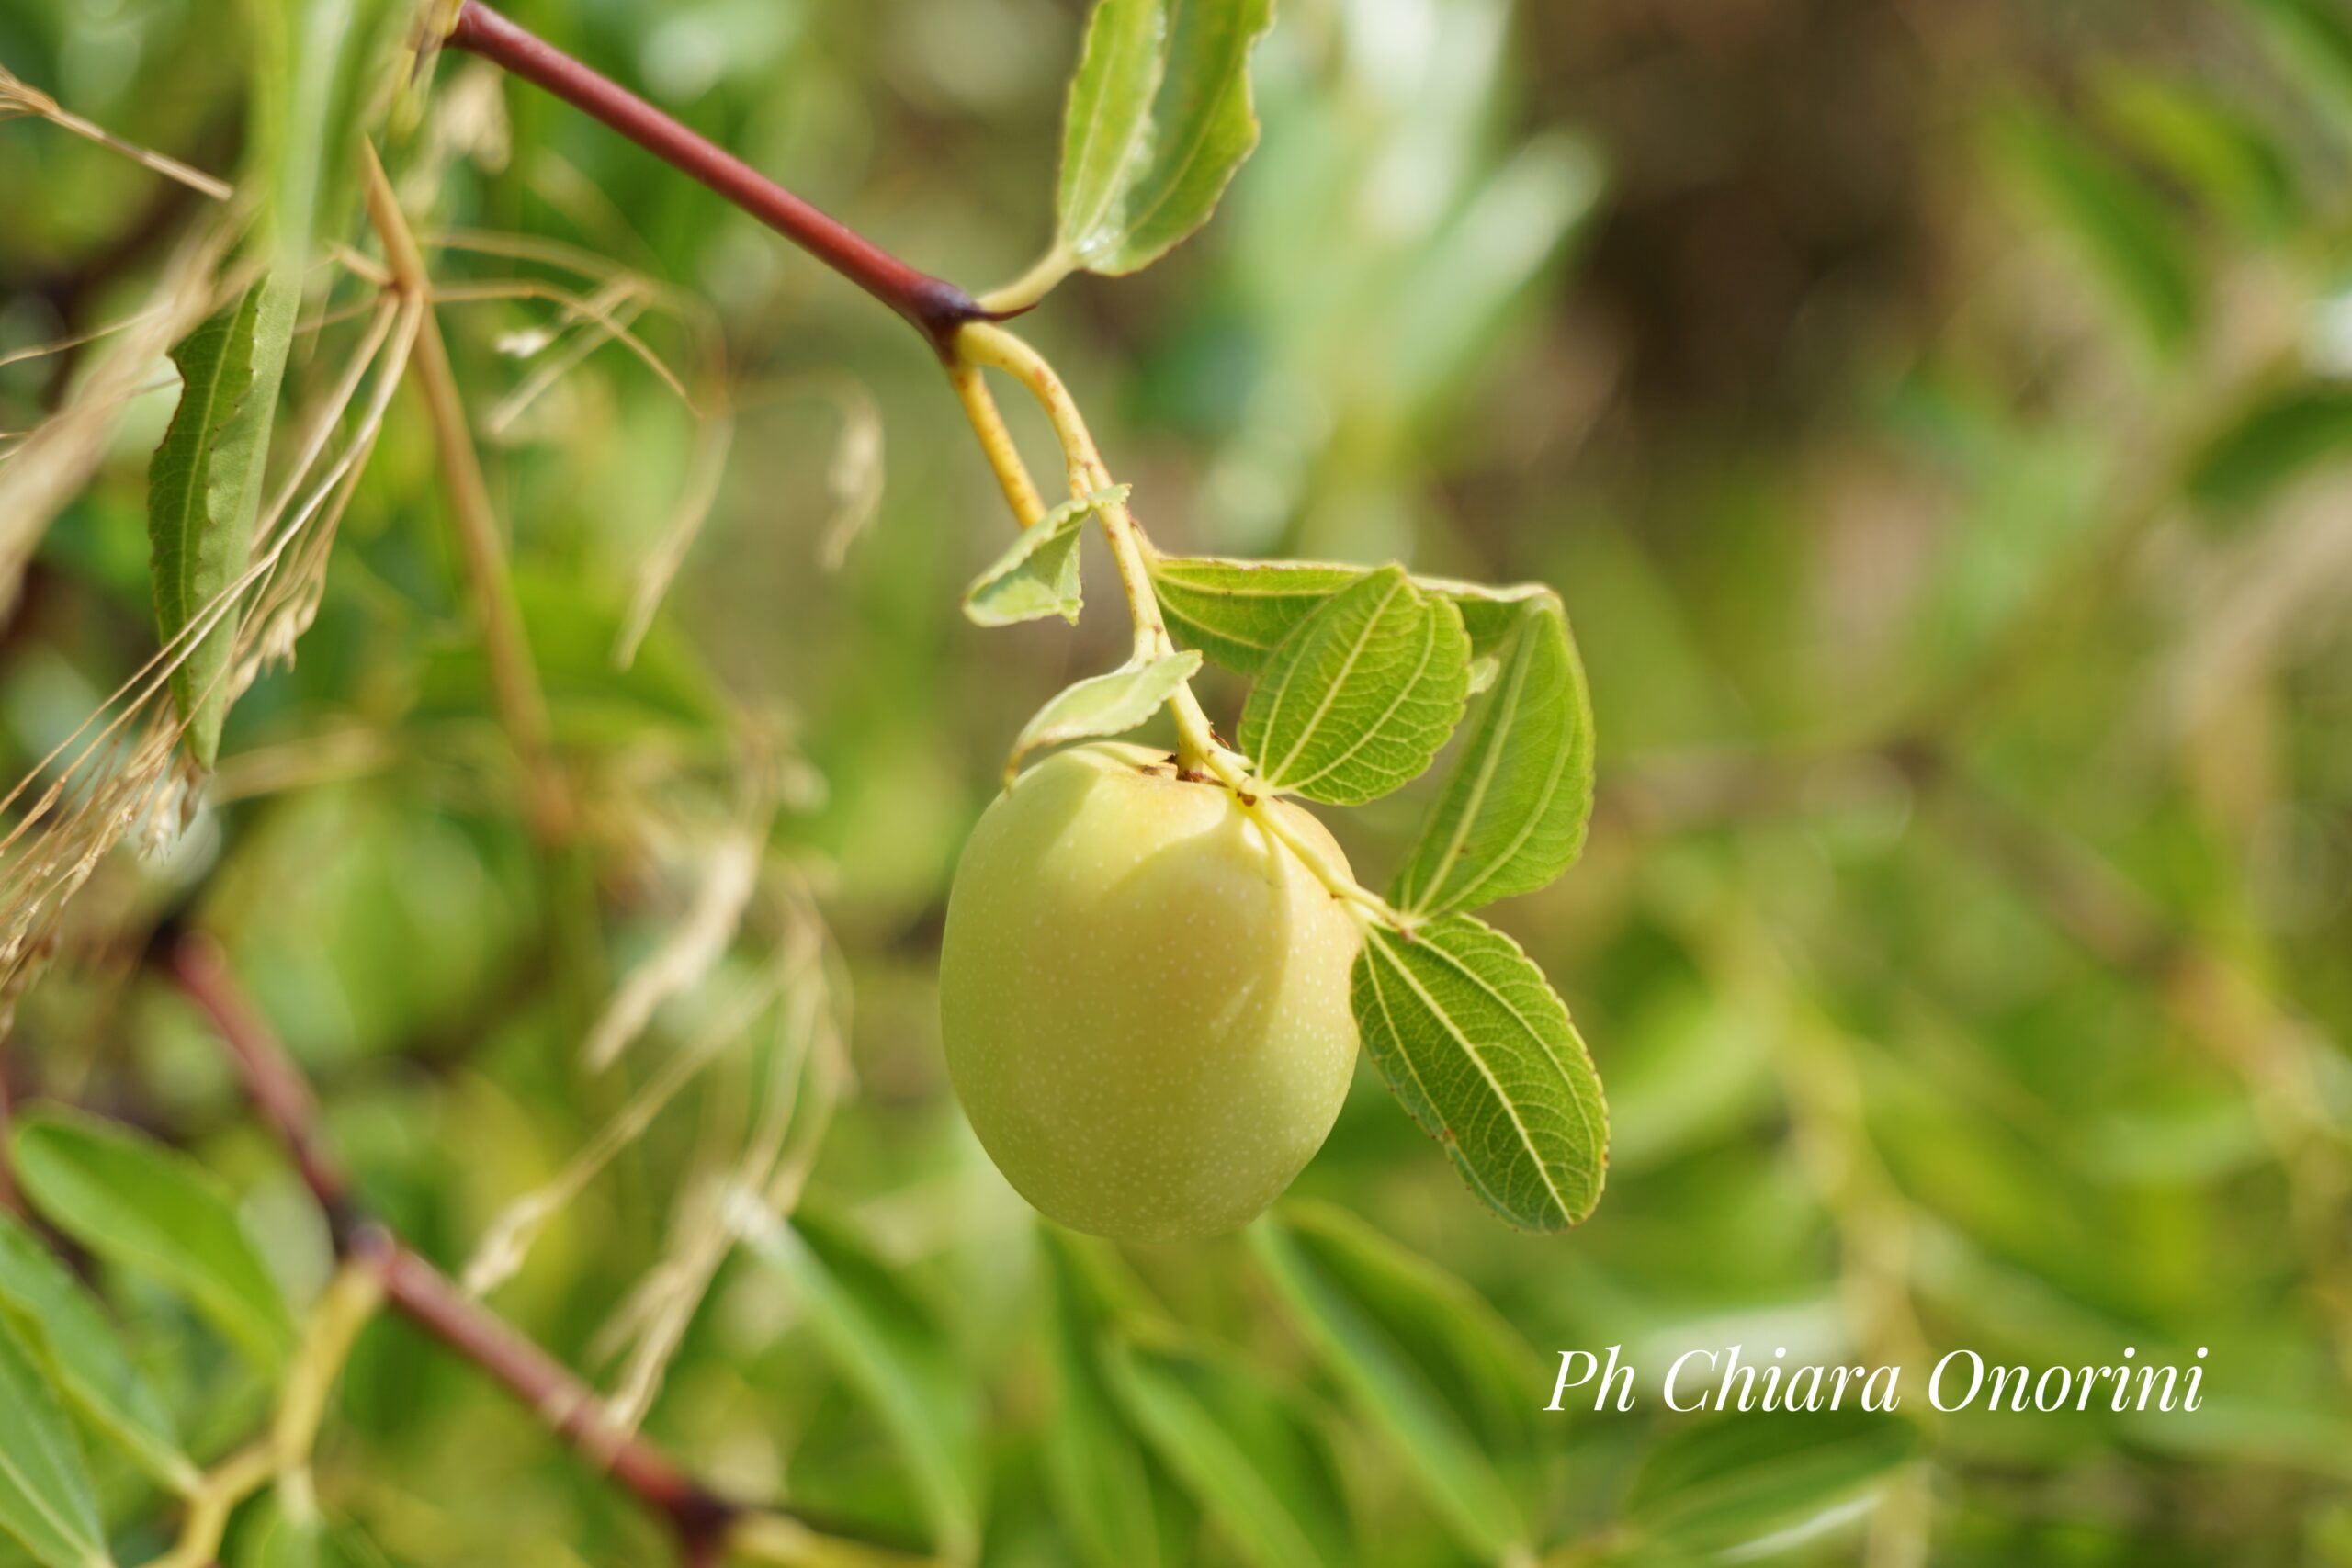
[360,142,573,844]
[170,933,929,1566]
[442,0,988,356]
[0,65,233,200]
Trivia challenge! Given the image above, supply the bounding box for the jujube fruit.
[938,742,1362,1241]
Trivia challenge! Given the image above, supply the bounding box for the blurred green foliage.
[3,0,2351,1564]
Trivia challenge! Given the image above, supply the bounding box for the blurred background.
[3,0,2351,1562]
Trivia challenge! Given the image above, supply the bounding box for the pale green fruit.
[939,741,1363,1241]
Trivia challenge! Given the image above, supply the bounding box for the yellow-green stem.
[953,322,1206,741]
[139,1258,386,1567]
[947,363,1045,527]
[945,321,1407,928]
[141,1444,274,1568]
[272,1259,388,1520]
[975,245,1077,317]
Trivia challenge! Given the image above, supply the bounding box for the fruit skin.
[939,742,1363,1242]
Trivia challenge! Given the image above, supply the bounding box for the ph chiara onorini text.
[1545,1345,2209,1416]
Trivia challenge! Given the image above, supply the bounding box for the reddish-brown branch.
[169,934,913,1563]
[174,937,361,1242]
[366,1235,734,1547]
[445,0,989,356]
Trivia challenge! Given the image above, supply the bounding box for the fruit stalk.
[953,322,1220,758]
[952,321,1405,923]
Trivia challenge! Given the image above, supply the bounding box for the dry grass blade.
[461,947,796,1300]
[0,62,233,199]
[481,277,651,434]
[581,803,770,1071]
[0,291,420,1010]
[435,277,694,412]
[616,402,733,666]
[0,306,171,371]
[405,235,730,669]
[818,377,886,570]
[599,878,850,1433]
[0,223,234,610]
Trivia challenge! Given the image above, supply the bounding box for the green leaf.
[8,1109,296,1373]
[1381,133,1603,413]
[1248,1204,1535,1560]
[1039,1231,1172,1568]
[145,0,395,769]
[419,571,731,748]
[964,487,1126,627]
[1055,0,1277,276]
[250,0,402,272]
[1352,915,1607,1231]
[2186,383,2352,513]
[1239,566,1469,806]
[147,275,297,768]
[2243,0,2352,140]
[744,1208,980,1559]
[1057,0,1170,263]
[1391,595,1593,917]
[0,1216,195,1494]
[2092,69,2298,238]
[1622,1408,1923,1561]
[1105,1336,1351,1568]
[1005,649,1202,784]
[232,1492,373,1568]
[1995,104,2199,354]
[232,1499,319,1568]
[0,1317,109,1568]
[1151,554,1549,676]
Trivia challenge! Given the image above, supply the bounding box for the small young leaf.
[1391,595,1594,917]
[1005,650,1203,784]
[1055,0,1276,276]
[1240,566,1469,806]
[1151,554,1549,675]
[743,1208,980,1559]
[1249,1204,1536,1560]
[8,1109,296,1372]
[1105,1336,1351,1568]
[0,1317,109,1568]
[1352,916,1607,1231]
[965,486,1127,627]
[0,1216,195,1494]
[1622,1408,1923,1560]
[147,273,297,768]
[1039,1231,1172,1568]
